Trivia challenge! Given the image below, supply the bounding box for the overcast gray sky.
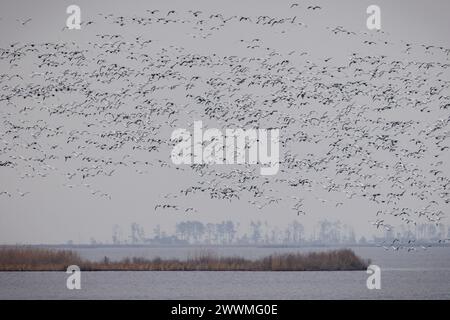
[0,0,449,244]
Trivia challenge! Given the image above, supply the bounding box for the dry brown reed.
[0,247,369,271]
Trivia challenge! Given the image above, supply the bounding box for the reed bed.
[0,247,369,271]
[0,246,83,271]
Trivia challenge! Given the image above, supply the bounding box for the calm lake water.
[1,246,449,299]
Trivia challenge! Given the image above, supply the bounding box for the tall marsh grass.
[0,247,369,271]
[0,246,83,271]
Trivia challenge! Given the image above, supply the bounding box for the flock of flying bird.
[0,3,449,248]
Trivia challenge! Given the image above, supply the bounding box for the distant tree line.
[107,219,372,246]
[102,219,450,246]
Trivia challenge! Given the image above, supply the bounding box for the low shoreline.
[0,247,369,271]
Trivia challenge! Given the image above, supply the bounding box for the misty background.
[0,0,449,244]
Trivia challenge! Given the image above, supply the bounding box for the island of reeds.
[0,247,369,271]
